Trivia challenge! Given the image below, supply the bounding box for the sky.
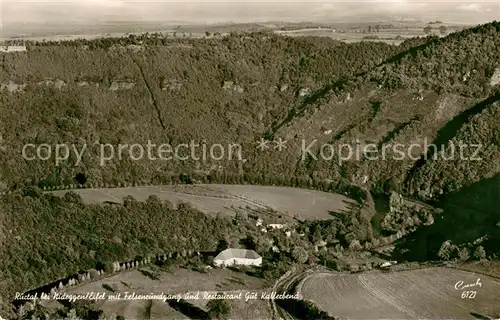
[1,0,499,35]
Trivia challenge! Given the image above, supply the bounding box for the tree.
[312,228,323,244]
[292,246,309,264]
[437,240,457,261]
[63,191,83,203]
[207,299,230,319]
[473,246,487,261]
[234,211,248,223]
[123,195,138,208]
[423,26,432,34]
[457,247,470,261]
[439,25,447,35]
[88,269,100,280]
[216,239,229,252]
[146,195,162,207]
[255,237,272,255]
[239,235,256,250]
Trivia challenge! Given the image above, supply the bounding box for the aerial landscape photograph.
[1,0,500,319]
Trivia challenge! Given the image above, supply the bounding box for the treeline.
[34,171,368,204]
[17,300,106,320]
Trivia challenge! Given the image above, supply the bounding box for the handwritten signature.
[454,278,482,290]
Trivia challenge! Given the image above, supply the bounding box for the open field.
[299,267,500,319]
[41,267,271,319]
[50,184,354,219]
[50,185,257,216]
[276,28,422,37]
[207,185,354,219]
[274,26,456,45]
[453,261,500,280]
[275,29,411,45]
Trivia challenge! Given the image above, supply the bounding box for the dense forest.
[1,32,416,194]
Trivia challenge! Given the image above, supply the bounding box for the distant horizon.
[0,20,480,40]
[0,21,475,41]
[0,17,493,40]
[2,2,499,24]
[1,0,498,38]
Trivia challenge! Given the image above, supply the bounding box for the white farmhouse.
[213,249,262,267]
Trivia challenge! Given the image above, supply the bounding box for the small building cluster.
[256,218,291,236]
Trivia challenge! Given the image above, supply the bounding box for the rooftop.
[214,248,261,261]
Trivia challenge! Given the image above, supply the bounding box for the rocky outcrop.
[223,81,244,93]
[298,88,310,97]
[166,44,194,49]
[162,79,183,91]
[0,81,27,92]
[77,81,100,88]
[109,81,135,91]
[490,68,500,86]
[0,45,27,53]
[109,44,145,53]
[127,44,145,53]
[37,79,67,89]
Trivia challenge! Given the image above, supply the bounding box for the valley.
[2,17,500,320]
